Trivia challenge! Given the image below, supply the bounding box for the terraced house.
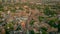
[0,0,21,3]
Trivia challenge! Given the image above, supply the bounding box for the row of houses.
[0,0,60,4]
[0,0,50,3]
[0,0,26,3]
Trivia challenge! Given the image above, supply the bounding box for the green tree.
[47,19,58,28]
[44,6,57,17]
[0,4,3,11]
[38,16,45,22]
[30,19,35,26]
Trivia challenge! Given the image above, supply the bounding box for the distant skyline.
[0,0,60,3]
